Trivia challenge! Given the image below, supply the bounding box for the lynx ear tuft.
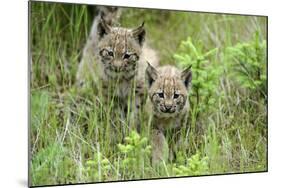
[145,62,158,88]
[181,65,192,89]
[97,16,112,39]
[132,22,145,46]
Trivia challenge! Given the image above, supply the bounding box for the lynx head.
[145,64,192,118]
[97,18,145,80]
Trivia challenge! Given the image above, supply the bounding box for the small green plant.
[117,131,151,178]
[174,37,221,121]
[172,153,209,176]
[226,32,267,99]
[84,152,111,181]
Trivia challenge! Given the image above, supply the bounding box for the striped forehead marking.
[113,28,127,55]
[163,77,175,97]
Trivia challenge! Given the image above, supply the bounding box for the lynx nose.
[114,60,123,67]
[164,103,173,110]
[112,61,123,72]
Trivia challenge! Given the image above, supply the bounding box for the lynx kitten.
[76,6,121,86]
[76,8,159,132]
[145,64,192,164]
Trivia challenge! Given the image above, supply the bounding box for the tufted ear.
[97,16,112,39]
[181,65,192,89]
[132,22,145,46]
[145,62,158,88]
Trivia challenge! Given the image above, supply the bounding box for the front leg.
[122,95,142,134]
[134,92,143,133]
[169,115,187,162]
[151,128,169,166]
[132,82,146,133]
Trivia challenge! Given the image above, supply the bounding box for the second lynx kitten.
[145,64,192,164]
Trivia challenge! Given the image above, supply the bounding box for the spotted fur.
[97,22,145,82]
[76,6,121,86]
[76,8,159,133]
[145,64,192,164]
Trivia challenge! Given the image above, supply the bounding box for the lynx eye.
[108,50,114,57]
[123,53,139,61]
[174,93,180,99]
[100,49,114,57]
[123,53,131,59]
[158,92,164,98]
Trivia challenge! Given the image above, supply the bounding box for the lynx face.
[97,19,145,80]
[146,64,192,118]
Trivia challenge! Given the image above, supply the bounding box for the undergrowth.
[30,2,267,186]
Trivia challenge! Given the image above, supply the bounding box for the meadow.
[30,2,267,186]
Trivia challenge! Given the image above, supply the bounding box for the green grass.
[30,2,267,186]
